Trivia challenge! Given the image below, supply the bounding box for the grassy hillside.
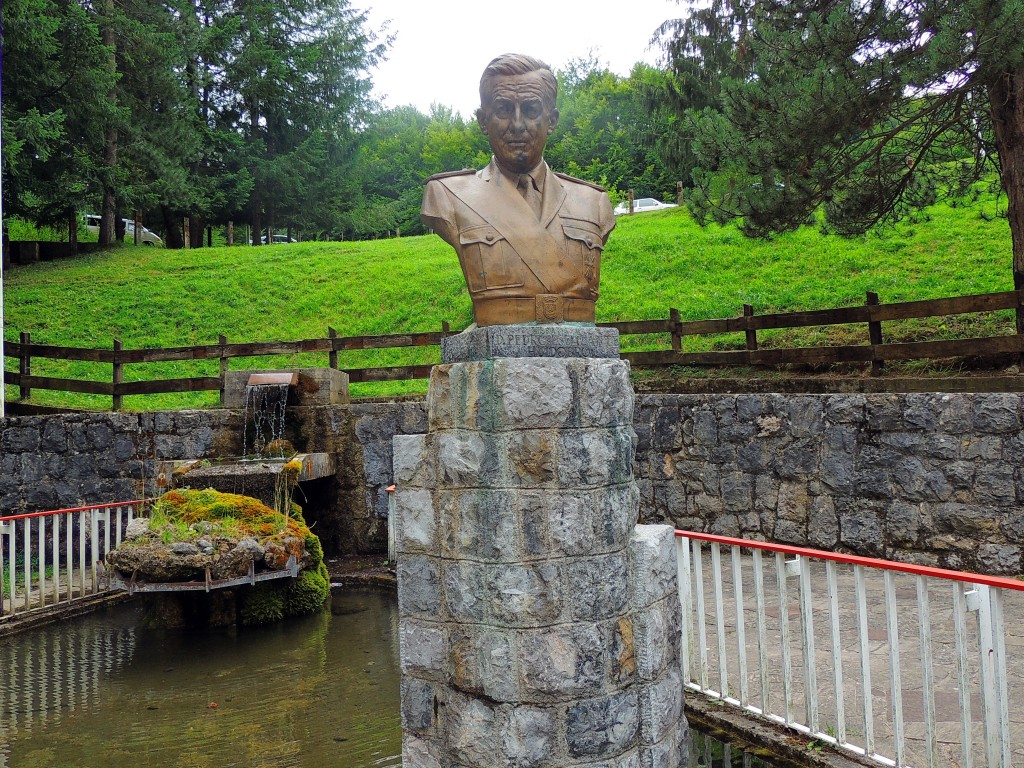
[2,191,1015,410]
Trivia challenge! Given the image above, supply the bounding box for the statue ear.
[476,107,489,134]
[548,108,560,134]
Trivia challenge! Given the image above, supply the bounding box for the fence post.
[112,339,123,412]
[134,209,142,246]
[866,291,884,376]
[669,308,681,354]
[19,331,32,401]
[227,220,234,247]
[183,218,191,249]
[743,304,758,361]
[219,334,228,404]
[441,320,451,339]
[328,327,339,370]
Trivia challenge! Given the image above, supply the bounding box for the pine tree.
[664,0,1024,284]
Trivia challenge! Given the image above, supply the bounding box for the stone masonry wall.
[3,391,1024,572]
[632,392,1024,575]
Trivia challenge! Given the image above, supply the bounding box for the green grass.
[2,190,1015,410]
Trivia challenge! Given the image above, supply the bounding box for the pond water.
[0,590,783,768]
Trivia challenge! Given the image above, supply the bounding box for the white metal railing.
[675,530,1022,768]
[0,500,148,619]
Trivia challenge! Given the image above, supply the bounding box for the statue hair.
[479,53,558,108]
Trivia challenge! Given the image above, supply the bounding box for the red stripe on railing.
[676,529,1024,592]
[0,499,149,523]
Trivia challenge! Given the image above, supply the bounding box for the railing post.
[218,334,228,405]
[866,291,884,376]
[386,484,396,564]
[19,331,31,401]
[112,339,123,412]
[328,327,338,370]
[669,308,681,354]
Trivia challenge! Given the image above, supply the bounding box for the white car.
[613,197,679,216]
[84,215,163,246]
[261,234,298,244]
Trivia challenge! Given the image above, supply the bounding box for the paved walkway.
[684,552,1023,767]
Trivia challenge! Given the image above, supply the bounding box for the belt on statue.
[473,295,596,326]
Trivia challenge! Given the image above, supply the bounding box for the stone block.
[398,555,441,617]
[445,693,498,767]
[446,489,518,561]
[402,734,443,768]
[2,427,39,453]
[494,358,575,429]
[558,428,634,488]
[488,562,563,626]
[582,359,634,428]
[401,677,437,732]
[520,623,606,699]
[441,324,620,363]
[507,430,559,487]
[974,394,1022,433]
[639,716,688,768]
[449,626,518,701]
[637,667,683,746]
[393,434,434,488]
[631,596,679,682]
[609,617,637,686]
[567,555,629,622]
[628,525,678,610]
[437,431,489,487]
[399,618,446,676]
[978,543,1022,574]
[499,705,557,768]
[394,489,436,553]
[427,365,455,431]
[565,691,639,759]
[442,561,486,622]
[595,484,640,551]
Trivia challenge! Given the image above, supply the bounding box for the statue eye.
[493,102,513,119]
[522,102,542,119]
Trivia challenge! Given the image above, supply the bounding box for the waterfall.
[241,382,290,458]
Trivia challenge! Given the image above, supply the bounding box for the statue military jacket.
[421,159,615,325]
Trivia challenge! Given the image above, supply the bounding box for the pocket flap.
[460,225,504,246]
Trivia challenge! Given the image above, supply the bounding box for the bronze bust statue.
[421,53,615,327]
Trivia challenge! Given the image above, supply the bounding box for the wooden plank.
[600,319,674,335]
[5,343,115,363]
[114,377,222,395]
[676,317,746,335]
[748,305,870,331]
[749,345,873,365]
[333,332,446,351]
[874,335,1024,361]
[4,373,114,396]
[869,291,1019,322]
[344,364,436,383]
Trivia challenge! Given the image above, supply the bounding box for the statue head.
[476,53,560,176]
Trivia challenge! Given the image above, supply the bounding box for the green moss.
[304,534,324,567]
[284,562,330,617]
[240,583,286,626]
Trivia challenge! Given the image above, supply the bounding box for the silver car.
[84,215,163,246]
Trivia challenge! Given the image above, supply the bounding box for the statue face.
[477,70,559,176]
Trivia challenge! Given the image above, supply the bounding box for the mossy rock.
[284,562,330,617]
[240,583,286,626]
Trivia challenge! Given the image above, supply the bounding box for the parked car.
[261,234,299,244]
[84,215,163,246]
[613,197,679,216]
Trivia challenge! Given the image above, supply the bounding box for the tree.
[665,0,1024,284]
[1,0,117,229]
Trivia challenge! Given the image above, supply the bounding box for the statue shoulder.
[553,172,606,193]
[424,169,477,186]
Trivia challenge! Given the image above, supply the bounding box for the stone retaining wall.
[3,392,1023,572]
[632,392,1024,574]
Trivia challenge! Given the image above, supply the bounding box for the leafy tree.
[547,58,679,201]
[664,0,1024,285]
[1,0,116,230]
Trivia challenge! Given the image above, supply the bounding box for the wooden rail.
[4,290,1023,411]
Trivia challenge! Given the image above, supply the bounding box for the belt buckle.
[535,294,564,323]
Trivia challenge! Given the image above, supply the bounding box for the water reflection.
[2,590,784,768]
[0,589,401,768]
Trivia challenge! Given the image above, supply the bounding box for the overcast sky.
[355,1,682,118]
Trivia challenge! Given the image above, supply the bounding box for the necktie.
[518,175,541,219]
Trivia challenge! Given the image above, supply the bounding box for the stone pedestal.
[394,326,687,768]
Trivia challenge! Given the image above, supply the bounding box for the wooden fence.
[4,290,1024,411]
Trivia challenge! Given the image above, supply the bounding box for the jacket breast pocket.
[562,220,605,289]
[459,225,523,290]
